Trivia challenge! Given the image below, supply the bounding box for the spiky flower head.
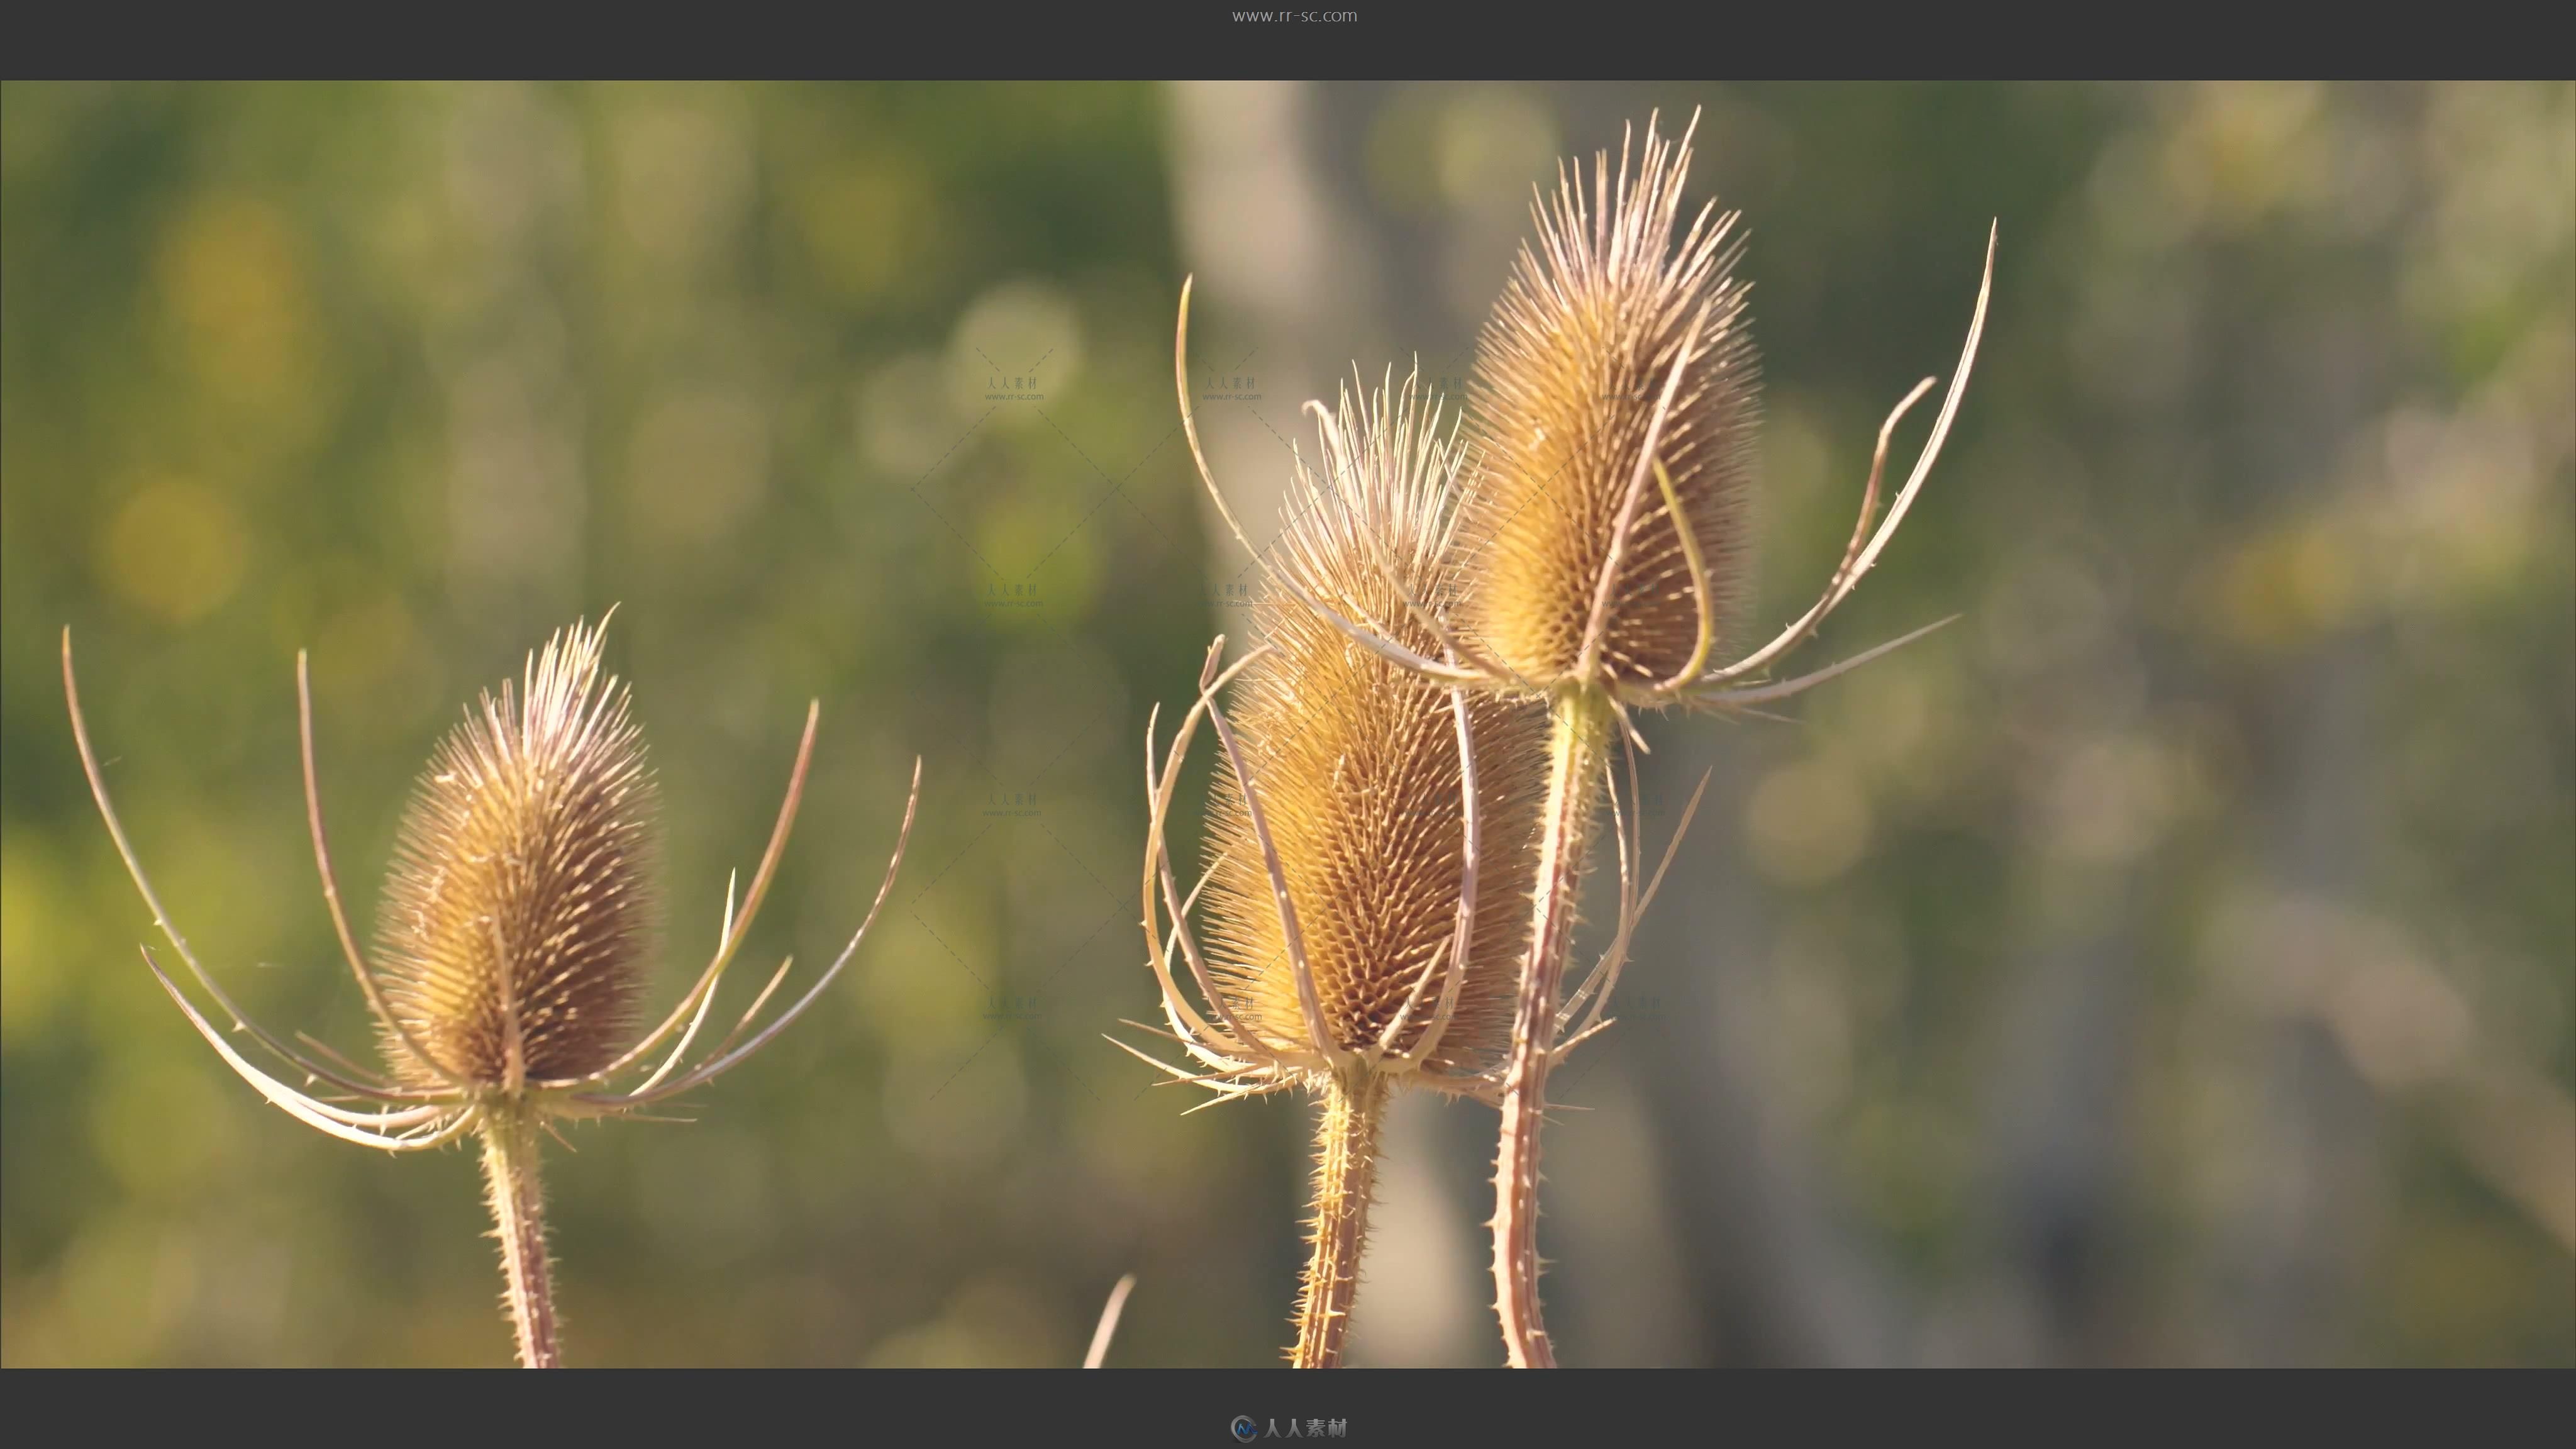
[1163,112,1992,1372]
[1460,113,1760,694]
[1172,113,1988,723]
[1141,370,1549,1099]
[65,611,919,1146]
[67,613,919,1368]
[377,616,657,1089]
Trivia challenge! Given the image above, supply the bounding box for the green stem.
[1491,685,1613,1368]
[1291,1071,1389,1368]
[479,1106,560,1368]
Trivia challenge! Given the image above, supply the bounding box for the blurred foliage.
[1,80,2568,1367]
[1608,80,2576,1368]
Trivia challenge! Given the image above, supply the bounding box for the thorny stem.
[1291,1070,1389,1368]
[479,1106,560,1368]
[1491,686,1614,1368]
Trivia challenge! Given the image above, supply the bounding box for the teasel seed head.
[64,611,920,1145]
[1137,369,1550,1101]
[68,613,920,1367]
[376,616,658,1089]
[1140,373,1555,1368]
[1460,112,1760,694]
[1175,114,1985,734]
[1169,114,1994,1371]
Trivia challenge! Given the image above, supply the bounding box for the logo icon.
[1231,1416,1259,1443]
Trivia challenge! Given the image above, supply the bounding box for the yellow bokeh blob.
[97,478,248,623]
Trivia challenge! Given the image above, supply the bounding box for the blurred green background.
[3,81,2568,1368]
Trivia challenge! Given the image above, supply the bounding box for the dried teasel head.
[1169,114,1994,1370]
[1462,112,1760,694]
[376,617,658,1090]
[67,613,916,1368]
[63,613,919,1146]
[1176,111,1993,730]
[1131,369,1550,1102]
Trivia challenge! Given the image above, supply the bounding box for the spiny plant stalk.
[1469,115,1991,1367]
[1292,1069,1388,1368]
[1489,686,1613,1367]
[479,1104,558,1367]
[63,614,919,1367]
[1134,365,1549,1366]
[1176,109,1993,1367]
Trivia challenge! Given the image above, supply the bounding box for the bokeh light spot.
[97,478,248,624]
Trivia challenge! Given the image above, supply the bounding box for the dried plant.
[1082,1272,1139,1368]
[1128,370,1548,1366]
[1175,111,1994,1365]
[62,615,919,1367]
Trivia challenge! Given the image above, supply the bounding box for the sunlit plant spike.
[63,616,920,1367]
[1128,369,1551,1367]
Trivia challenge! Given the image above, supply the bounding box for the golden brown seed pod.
[1451,116,1989,1369]
[67,611,921,1367]
[1139,370,1553,1370]
[375,616,658,1089]
[1460,113,1760,692]
[1208,435,1547,1084]
[1146,370,1548,1097]
[1161,113,1990,1368]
